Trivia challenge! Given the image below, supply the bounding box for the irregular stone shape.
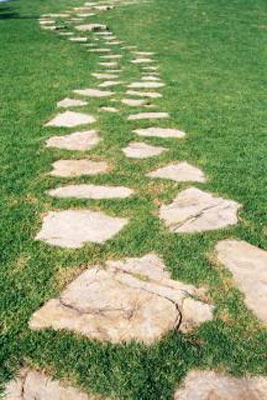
[73,88,113,97]
[93,5,114,10]
[46,130,100,151]
[142,66,159,71]
[58,32,74,36]
[100,54,122,59]
[127,112,169,121]
[39,19,55,25]
[45,111,96,128]
[126,90,162,98]
[92,73,119,79]
[50,159,108,177]
[98,81,123,87]
[88,48,111,53]
[94,31,113,36]
[131,58,155,64]
[160,187,241,233]
[134,127,185,138]
[69,37,88,42]
[35,210,128,248]
[128,82,164,89]
[215,240,267,322]
[147,162,206,183]
[121,98,146,106]
[76,13,95,17]
[107,41,123,45]
[75,23,107,32]
[99,61,118,67]
[4,368,100,400]
[100,106,119,113]
[29,254,213,343]
[57,98,88,108]
[141,76,160,81]
[123,142,166,159]
[48,184,134,200]
[173,370,267,400]
[134,51,155,56]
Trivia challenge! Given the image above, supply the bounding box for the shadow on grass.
[0,2,36,20]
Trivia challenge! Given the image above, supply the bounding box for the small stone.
[134,51,155,56]
[121,98,146,106]
[215,239,267,323]
[107,41,123,45]
[50,159,109,177]
[39,19,55,25]
[147,162,206,182]
[99,61,118,67]
[57,98,88,108]
[58,32,74,36]
[94,31,113,36]
[131,58,155,64]
[123,142,166,159]
[93,5,114,11]
[88,48,111,53]
[98,80,123,87]
[46,130,100,151]
[73,88,113,97]
[134,127,185,138]
[127,112,169,121]
[128,81,164,89]
[35,210,128,248]
[45,111,96,128]
[48,184,134,199]
[126,90,162,98]
[100,107,119,113]
[75,23,107,32]
[69,37,88,42]
[92,73,119,79]
[76,13,95,17]
[100,54,122,59]
[143,66,159,71]
[141,76,160,81]
[160,187,241,233]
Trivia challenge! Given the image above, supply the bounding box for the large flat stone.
[100,54,122,59]
[127,112,169,121]
[29,253,213,343]
[75,23,107,32]
[215,239,267,322]
[123,142,166,159]
[126,90,162,98]
[128,82,164,89]
[121,98,146,106]
[48,184,134,199]
[46,130,100,151]
[88,48,111,53]
[98,80,123,87]
[160,187,241,233]
[35,210,128,248]
[99,61,118,67]
[147,162,206,183]
[134,127,185,138]
[69,37,88,42]
[131,58,155,64]
[50,159,109,177]
[57,98,88,108]
[174,370,267,400]
[73,88,113,97]
[45,111,96,128]
[92,72,119,79]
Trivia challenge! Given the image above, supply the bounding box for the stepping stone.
[29,253,213,343]
[134,127,185,138]
[127,112,169,121]
[57,98,88,108]
[160,187,241,233]
[123,142,166,159]
[103,36,117,41]
[75,23,107,32]
[69,37,88,42]
[45,111,96,128]
[100,54,122,59]
[48,184,134,199]
[92,72,119,79]
[126,90,162,98]
[134,51,155,56]
[99,61,118,67]
[98,80,123,87]
[58,31,74,36]
[88,48,111,53]
[128,81,165,89]
[46,130,100,151]
[100,106,119,113]
[39,20,55,25]
[73,88,113,97]
[215,239,267,322]
[93,5,114,10]
[94,31,113,36]
[174,370,267,400]
[122,45,137,50]
[107,41,123,45]
[4,368,99,400]
[50,159,109,177]
[121,98,146,106]
[35,210,128,248]
[147,162,206,183]
[141,76,160,81]
[143,66,159,71]
[76,13,95,17]
[131,58,155,64]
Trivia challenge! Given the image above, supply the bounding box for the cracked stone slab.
[45,111,96,128]
[48,184,134,200]
[134,127,185,138]
[99,81,123,87]
[46,130,100,151]
[147,162,206,183]
[215,239,267,322]
[128,82,165,89]
[92,73,119,79]
[50,159,109,177]
[121,98,147,106]
[160,187,241,233]
[126,90,162,98]
[73,88,113,97]
[75,23,107,32]
[4,368,102,400]
[174,370,267,400]
[29,253,213,343]
[127,112,169,121]
[123,142,167,159]
[35,210,128,248]
[69,37,88,42]
[57,98,88,108]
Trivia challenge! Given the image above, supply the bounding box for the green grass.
[1,0,267,398]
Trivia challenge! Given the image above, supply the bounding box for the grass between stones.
[0,0,267,398]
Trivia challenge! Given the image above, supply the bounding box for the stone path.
[46,130,100,151]
[147,162,206,182]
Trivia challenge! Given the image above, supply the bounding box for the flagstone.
[57,98,88,108]
[141,76,160,81]
[92,72,119,79]
[123,142,166,159]
[100,54,122,59]
[88,48,111,53]
[126,90,162,98]
[131,58,155,64]
[121,98,146,106]
[45,111,96,128]
[69,36,88,42]
[94,31,113,35]
[127,112,169,120]
[58,31,74,36]
[39,20,55,25]
[76,13,96,17]
[73,88,113,97]
[100,106,119,113]
[215,239,267,322]
[48,184,134,199]
[134,127,185,138]
[29,253,213,343]
[99,80,123,87]
[147,162,206,183]
[75,23,107,32]
[107,41,123,45]
[93,5,115,10]
[173,370,267,400]
[46,130,100,151]
[99,61,118,67]
[50,159,109,177]
[160,187,241,233]
[143,66,159,71]
[134,51,155,56]
[128,81,165,89]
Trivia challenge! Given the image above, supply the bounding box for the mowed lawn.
[0,0,267,398]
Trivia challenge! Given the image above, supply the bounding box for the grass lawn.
[0,0,267,398]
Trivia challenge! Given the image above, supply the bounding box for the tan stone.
[45,111,96,128]
[69,37,88,42]
[123,142,166,159]
[121,98,146,106]
[127,112,169,121]
[134,51,155,56]
[73,88,113,97]
[147,162,206,183]
[46,130,100,151]
[127,82,164,89]
[75,23,107,32]
[141,76,160,81]
[92,73,119,79]
[50,159,109,177]
[48,184,134,199]
[98,80,123,87]
[100,106,119,113]
[57,98,88,108]
[126,90,162,98]
[134,127,185,138]
[100,54,122,59]
[88,48,111,53]
[215,239,267,322]
[160,187,241,233]
[131,58,155,64]
[99,61,118,67]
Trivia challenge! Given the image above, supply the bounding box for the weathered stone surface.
[121,98,146,106]
[127,112,169,121]
[147,162,206,183]
[123,142,166,159]
[215,239,267,322]
[99,61,118,67]
[29,253,213,343]
[126,90,162,98]
[75,23,107,32]
[128,81,164,89]
[174,370,267,400]
[35,210,128,248]
[45,111,96,128]
[160,187,241,233]
[134,127,185,138]
[100,106,119,113]
[100,54,122,59]
[50,159,109,177]
[131,58,155,64]
[73,88,113,97]
[99,80,123,87]
[57,98,88,108]
[46,130,100,151]
[69,37,88,42]
[48,184,134,199]
[92,72,119,79]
